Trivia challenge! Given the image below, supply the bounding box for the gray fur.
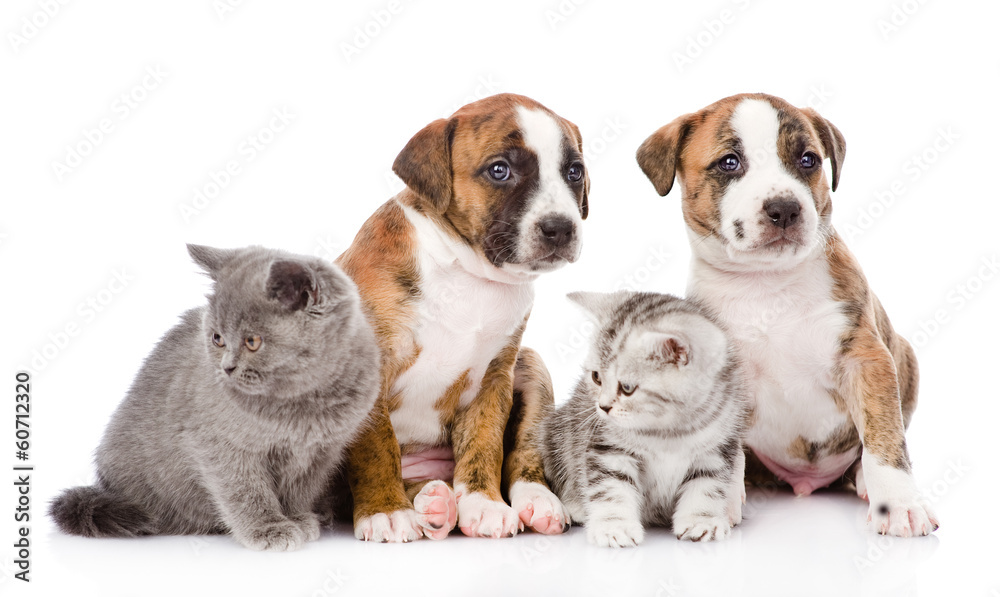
[50,245,380,551]
[541,291,749,546]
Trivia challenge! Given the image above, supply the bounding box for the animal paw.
[508,481,570,535]
[726,448,746,526]
[412,480,457,540]
[455,489,520,538]
[867,498,938,537]
[855,466,868,500]
[287,512,321,542]
[726,495,744,527]
[726,482,746,526]
[586,517,644,548]
[236,519,309,551]
[673,513,731,542]
[354,509,422,543]
[860,456,939,537]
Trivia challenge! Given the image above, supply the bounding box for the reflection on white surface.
[20,488,961,597]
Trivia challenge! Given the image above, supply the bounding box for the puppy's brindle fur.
[338,94,585,541]
[637,93,937,537]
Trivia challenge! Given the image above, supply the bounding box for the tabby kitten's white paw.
[587,517,644,548]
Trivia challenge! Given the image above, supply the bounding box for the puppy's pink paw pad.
[413,480,457,540]
[509,481,570,535]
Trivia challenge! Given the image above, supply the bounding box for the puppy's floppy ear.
[801,108,846,192]
[636,114,694,197]
[393,118,457,212]
[566,120,589,220]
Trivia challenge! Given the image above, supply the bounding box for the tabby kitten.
[50,245,380,551]
[541,291,748,547]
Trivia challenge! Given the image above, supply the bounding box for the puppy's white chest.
[690,258,850,462]
[390,208,534,446]
[408,258,532,391]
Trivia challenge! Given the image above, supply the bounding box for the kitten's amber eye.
[619,382,637,396]
[212,333,225,348]
[591,371,602,386]
[244,335,262,351]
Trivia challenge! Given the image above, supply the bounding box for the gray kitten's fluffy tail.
[49,486,156,537]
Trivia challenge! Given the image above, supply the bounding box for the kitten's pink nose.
[224,366,236,376]
[599,404,612,414]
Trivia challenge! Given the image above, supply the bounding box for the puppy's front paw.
[455,490,520,538]
[236,519,308,551]
[673,513,731,542]
[413,480,457,540]
[508,481,570,535]
[862,457,940,537]
[868,498,939,537]
[354,509,422,543]
[586,517,644,548]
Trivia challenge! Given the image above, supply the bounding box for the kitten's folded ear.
[268,260,317,311]
[642,332,690,366]
[188,244,242,280]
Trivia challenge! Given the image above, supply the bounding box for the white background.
[2,1,998,595]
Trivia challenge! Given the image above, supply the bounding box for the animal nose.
[538,216,575,248]
[599,404,612,414]
[763,199,801,229]
[224,365,236,376]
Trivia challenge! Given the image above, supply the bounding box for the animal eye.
[212,333,226,348]
[487,161,510,182]
[800,152,818,169]
[591,371,602,386]
[244,335,262,351]
[567,162,584,183]
[618,382,637,396]
[718,154,741,172]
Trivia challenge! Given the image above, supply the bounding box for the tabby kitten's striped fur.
[541,291,749,547]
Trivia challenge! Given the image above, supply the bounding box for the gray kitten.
[50,244,380,551]
[541,291,749,547]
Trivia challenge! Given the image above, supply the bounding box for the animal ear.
[566,120,589,220]
[636,114,694,197]
[267,260,317,311]
[643,332,690,366]
[393,117,457,213]
[567,291,624,319]
[801,108,846,192]
[187,244,241,280]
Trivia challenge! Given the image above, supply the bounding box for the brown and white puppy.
[336,93,584,541]
[636,93,938,537]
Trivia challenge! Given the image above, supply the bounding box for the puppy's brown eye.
[800,152,818,169]
[244,335,262,351]
[619,382,637,396]
[718,154,741,172]
[591,371,602,386]
[212,333,225,348]
[567,162,584,183]
[487,162,510,181]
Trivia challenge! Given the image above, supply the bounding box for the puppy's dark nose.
[763,199,801,229]
[224,366,236,376]
[538,216,575,247]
